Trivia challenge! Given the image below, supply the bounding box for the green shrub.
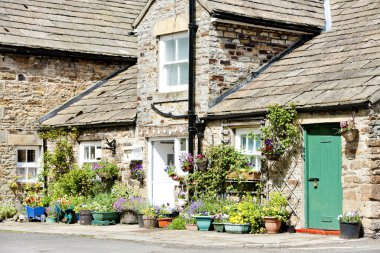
[168,217,186,230]
[87,193,117,212]
[51,166,96,198]
[0,202,17,220]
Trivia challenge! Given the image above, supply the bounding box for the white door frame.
[147,137,187,204]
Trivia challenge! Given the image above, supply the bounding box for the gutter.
[0,44,137,63]
[211,12,322,36]
[206,102,371,121]
[39,65,133,123]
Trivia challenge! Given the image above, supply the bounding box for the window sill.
[159,86,188,93]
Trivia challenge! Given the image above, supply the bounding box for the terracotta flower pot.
[264,217,281,233]
[143,215,156,229]
[157,217,173,228]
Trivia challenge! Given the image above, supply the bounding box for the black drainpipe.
[188,0,198,155]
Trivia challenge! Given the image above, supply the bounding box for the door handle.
[308,178,319,182]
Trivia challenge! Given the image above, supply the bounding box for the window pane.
[16,167,26,181]
[27,167,37,180]
[164,64,178,86]
[164,40,175,63]
[248,138,254,153]
[179,62,189,85]
[84,146,89,160]
[180,138,187,152]
[177,37,189,61]
[256,135,261,152]
[27,150,36,162]
[17,150,26,163]
[90,146,95,160]
[241,134,247,151]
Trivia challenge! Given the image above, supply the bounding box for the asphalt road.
[0,231,379,253]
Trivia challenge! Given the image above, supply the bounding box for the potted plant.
[116,196,146,225]
[88,193,119,225]
[157,205,173,228]
[92,161,120,192]
[340,119,358,142]
[24,194,45,221]
[261,139,285,161]
[260,104,300,161]
[141,205,157,229]
[194,154,208,171]
[46,206,58,223]
[164,165,184,181]
[226,195,263,234]
[192,200,217,231]
[180,153,194,172]
[262,192,289,234]
[130,163,144,182]
[338,211,361,239]
[178,190,187,207]
[212,213,229,232]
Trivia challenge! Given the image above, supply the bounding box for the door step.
[296,228,340,236]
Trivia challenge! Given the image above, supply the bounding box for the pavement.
[0,221,374,249]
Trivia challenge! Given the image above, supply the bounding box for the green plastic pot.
[194,216,212,231]
[224,223,250,234]
[92,212,119,222]
[212,222,225,232]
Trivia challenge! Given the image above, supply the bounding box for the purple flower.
[113,197,127,212]
[92,163,102,170]
[264,139,272,146]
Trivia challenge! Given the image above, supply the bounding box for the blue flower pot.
[224,223,250,234]
[194,216,212,231]
[26,206,45,221]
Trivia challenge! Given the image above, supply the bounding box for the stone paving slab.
[0,221,368,249]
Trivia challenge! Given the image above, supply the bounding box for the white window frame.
[159,32,189,93]
[16,146,41,183]
[235,128,262,172]
[79,141,102,166]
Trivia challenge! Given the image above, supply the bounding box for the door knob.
[308,178,319,188]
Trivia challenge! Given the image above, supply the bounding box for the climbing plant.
[259,104,300,156]
[38,127,78,182]
[187,145,250,200]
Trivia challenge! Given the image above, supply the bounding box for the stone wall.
[135,0,302,130]
[74,126,146,197]
[0,53,124,200]
[205,108,380,237]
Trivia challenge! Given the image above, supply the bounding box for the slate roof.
[41,66,137,127]
[133,0,325,30]
[209,0,380,117]
[0,0,147,58]
[199,0,325,30]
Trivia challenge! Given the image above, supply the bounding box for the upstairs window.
[159,32,189,92]
[235,128,262,172]
[79,141,102,165]
[16,146,41,183]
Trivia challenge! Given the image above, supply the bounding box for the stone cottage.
[40,0,379,237]
[0,0,148,200]
[207,0,380,237]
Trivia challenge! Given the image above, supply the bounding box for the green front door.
[305,124,342,230]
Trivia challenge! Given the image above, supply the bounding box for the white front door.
[150,138,187,207]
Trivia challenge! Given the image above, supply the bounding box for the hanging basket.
[195,159,209,171]
[181,165,193,172]
[265,153,281,161]
[342,129,359,142]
